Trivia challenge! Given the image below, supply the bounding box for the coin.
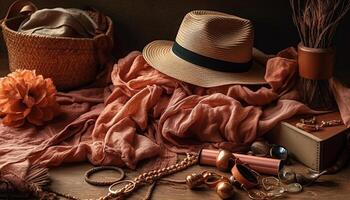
[285,183,303,193]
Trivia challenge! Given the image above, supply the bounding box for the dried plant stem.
[299,78,335,109]
[290,0,350,48]
[290,0,350,109]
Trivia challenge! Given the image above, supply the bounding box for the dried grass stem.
[290,0,350,48]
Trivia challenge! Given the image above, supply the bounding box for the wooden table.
[47,160,350,200]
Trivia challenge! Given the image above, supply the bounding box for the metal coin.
[285,183,303,193]
[267,187,285,197]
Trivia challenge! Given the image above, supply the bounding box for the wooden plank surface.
[48,160,350,200]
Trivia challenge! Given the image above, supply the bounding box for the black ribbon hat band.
[172,42,252,73]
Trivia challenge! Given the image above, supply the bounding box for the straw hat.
[143,10,266,87]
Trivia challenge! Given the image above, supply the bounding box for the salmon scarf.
[1,47,350,193]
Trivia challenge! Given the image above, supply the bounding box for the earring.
[296,122,320,132]
[186,171,235,199]
[185,172,207,189]
[300,116,316,125]
[186,171,223,189]
[186,171,214,190]
[320,119,343,127]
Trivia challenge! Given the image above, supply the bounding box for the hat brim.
[143,40,267,87]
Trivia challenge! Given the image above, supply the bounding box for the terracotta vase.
[297,43,335,80]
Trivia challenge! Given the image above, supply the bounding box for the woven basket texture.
[1,12,113,90]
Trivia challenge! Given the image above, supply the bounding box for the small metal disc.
[285,183,303,193]
[267,187,285,197]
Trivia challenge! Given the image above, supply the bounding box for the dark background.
[1,0,349,84]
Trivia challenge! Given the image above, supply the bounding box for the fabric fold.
[1,47,350,191]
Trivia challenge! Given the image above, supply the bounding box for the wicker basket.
[1,0,114,90]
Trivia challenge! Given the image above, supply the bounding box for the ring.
[109,180,136,194]
[84,166,125,186]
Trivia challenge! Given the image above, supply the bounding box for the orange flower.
[0,70,60,127]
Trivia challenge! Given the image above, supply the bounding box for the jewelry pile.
[188,150,303,199]
[54,150,310,200]
[296,116,343,132]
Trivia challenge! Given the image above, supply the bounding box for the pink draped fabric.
[1,47,350,190]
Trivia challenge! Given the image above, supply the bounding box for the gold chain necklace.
[48,153,198,200]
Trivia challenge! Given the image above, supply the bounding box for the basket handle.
[3,0,37,22]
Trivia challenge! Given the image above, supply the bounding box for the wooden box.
[267,112,349,171]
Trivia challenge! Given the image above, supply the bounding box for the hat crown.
[175,10,254,63]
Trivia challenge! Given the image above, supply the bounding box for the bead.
[270,145,288,160]
[216,150,235,171]
[145,177,152,182]
[186,173,205,189]
[216,181,235,199]
[250,140,270,157]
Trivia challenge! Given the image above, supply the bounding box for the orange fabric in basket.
[1,47,350,190]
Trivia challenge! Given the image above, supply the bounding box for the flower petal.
[2,114,25,127]
[0,70,58,127]
[27,106,44,126]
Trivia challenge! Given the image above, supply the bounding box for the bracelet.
[109,180,136,194]
[231,163,259,189]
[84,166,125,186]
